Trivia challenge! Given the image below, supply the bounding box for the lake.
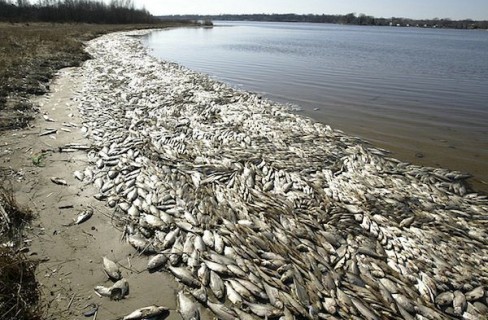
[142,21,488,192]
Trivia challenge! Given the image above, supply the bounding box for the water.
[143,21,488,192]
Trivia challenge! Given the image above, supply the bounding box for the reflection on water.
[143,22,488,192]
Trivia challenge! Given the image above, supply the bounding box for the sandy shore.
[2,30,488,319]
[0,68,187,319]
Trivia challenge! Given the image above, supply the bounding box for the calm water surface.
[143,22,488,191]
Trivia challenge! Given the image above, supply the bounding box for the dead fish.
[263,281,283,309]
[127,234,147,249]
[51,177,68,185]
[235,278,268,300]
[233,307,261,320]
[206,301,238,320]
[194,235,206,252]
[399,216,415,228]
[202,230,214,248]
[227,264,247,278]
[228,278,254,302]
[323,297,337,314]
[183,234,195,255]
[73,170,85,181]
[110,278,129,300]
[209,270,225,299]
[169,266,200,287]
[142,214,165,229]
[177,291,200,320]
[225,281,243,306]
[392,293,416,313]
[187,249,200,268]
[434,291,454,306]
[416,277,434,303]
[147,253,168,271]
[203,259,230,275]
[197,263,210,286]
[453,290,467,315]
[122,305,169,320]
[350,297,379,320]
[243,301,283,318]
[74,208,93,225]
[63,208,94,226]
[94,285,112,297]
[162,228,180,249]
[103,256,121,280]
[190,285,208,303]
[214,231,225,254]
[465,286,484,301]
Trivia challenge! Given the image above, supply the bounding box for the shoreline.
[2,29,488,319]
[142,24,488,195]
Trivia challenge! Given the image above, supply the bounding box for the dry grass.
[0,184,39,320]
[0,21,194,131]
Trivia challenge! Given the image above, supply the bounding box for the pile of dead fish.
[73,30,488,320]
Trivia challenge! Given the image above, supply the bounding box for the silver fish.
[190,285,208,303]
[243,301,283,318]
[465,286,484,301]
[147,253,168,271]
[178,291,200,320]
[169,266,200,287]
[351,297,379,320]
[453,290,467,315]
[94,285,112,297]
[73,170,85,181]
[209,270,225,299]
[233,307,260,320]
[103,256,121,280]
[235,278,268,300]
[110,278,129,300]
[206,301,238,320]
[70,208,93,225]
[225,281,243,306]
[263,281,283,309]
[122,305,169,320]
[51,177,68,185]
[197,263,210,286]
[202,230,214,248]
[203,259,230,275]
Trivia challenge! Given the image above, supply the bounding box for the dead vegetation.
[0,184,39,320]
[0,21,194,131]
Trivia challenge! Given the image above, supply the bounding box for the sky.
[132,0,488,20]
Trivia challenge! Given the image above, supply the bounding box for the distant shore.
[158,13,488,29]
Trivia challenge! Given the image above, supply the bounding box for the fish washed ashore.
[44,30,488,319]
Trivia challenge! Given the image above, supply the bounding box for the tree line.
[158,13,488,30]
[0,0,159,24]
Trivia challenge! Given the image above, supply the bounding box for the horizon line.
[154,12,488,22]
